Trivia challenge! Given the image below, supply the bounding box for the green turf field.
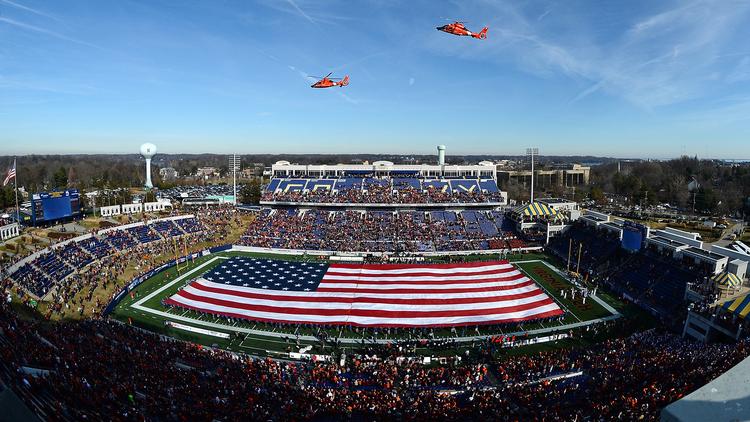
[111,250,625,357]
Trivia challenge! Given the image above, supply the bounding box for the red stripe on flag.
[170,290,559,318]
[187,280,545,305]
[323,266,517,278]
[164,298,564,328]
[319,272,526,285]
[316,281,537,294]
[329,260,510,270]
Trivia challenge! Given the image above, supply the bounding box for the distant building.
[159,167,179,180]
[270,160,496,179]
[497,163,590,189]
[241,163,264,178]
[196,167,219,178]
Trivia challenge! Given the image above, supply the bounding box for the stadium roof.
[684,247,725,261]
[713,272,742,288]
[661,355,750,422]
[514,202,558,217]
[722,293,750,319]
[651,236,687,247]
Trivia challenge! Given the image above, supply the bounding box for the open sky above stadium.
[1,0,750,158]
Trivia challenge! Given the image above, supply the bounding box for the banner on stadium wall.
[165,321,230,338]
[288,352,332,362]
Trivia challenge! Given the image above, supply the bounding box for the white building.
[270,160,497,179]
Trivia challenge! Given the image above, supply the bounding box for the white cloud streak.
[0,0,61,21]
[435,0,750,109]
[285,0,317,25]
[0,16,103,50]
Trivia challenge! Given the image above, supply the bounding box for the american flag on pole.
[165,257,564,327]
[2,160,16,187]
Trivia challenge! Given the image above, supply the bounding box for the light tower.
[526,147,538,203]
[140,143,157,189]
[229,154,241,205]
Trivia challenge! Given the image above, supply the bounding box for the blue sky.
[1,0,750,158]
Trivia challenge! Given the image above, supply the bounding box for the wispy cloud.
[0,0,61,22]
[258,0,352,26]
[434,0,750,109]
[537,7,552,22]
[0,74,99,95]
[285,0,317,25]
[0,16,103,50]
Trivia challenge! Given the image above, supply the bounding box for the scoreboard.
[31,189,81,224]
[621,221,648,252]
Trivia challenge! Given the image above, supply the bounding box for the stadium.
[1,147,749,421]
[3,1,750,421]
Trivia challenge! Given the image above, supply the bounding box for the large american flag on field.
[165,257,564,327]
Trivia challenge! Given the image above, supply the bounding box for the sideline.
[539,260,621,317]
[132,256,228,308]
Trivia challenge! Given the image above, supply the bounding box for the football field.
[111,251,623,357]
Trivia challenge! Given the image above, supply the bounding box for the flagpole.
[13,158,19,224]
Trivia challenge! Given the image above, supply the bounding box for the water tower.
[437,145,446,165]
[140,143,157,189]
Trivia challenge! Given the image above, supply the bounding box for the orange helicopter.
[437,21,488,39]
[310,73,350,88]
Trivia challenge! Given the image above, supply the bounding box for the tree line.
[590,156,750,216]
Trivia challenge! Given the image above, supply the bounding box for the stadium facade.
[270,160,497,179]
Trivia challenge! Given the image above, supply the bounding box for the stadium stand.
[104,230,138,250]
[56,241,93,269]
[261,177,505,204]
[5,215,209,300]
[546,222,703,320]
[240,208,524,252]
[9,263,51,297]
[0,299,748,421]
[150,219,184,238]
[127,225,161,244]
[175,217,205,233]
[158,184,236,200]
[79,237,113,260]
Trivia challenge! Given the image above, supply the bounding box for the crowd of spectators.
[158,184,237,201]
[0,296,748,421]
[544,222,738,332]
[263,184,504,204]
[240,208,527,253]
[3,207,243,309]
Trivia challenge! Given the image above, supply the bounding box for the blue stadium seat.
[479,179,499,192]
[277,179,308,193]
[423,179,451,192]
[392,178,420,190]
[450,179,479,193]
[334,178,362,191]
[266,178,281,192]
[306,179,335,193]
